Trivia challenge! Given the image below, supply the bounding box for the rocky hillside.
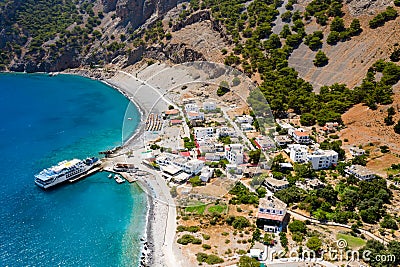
[0,0,181,72]
[288,0,400,90]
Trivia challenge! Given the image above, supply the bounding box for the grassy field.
[207,204,228,214]
[336,233,366,249]
[185,203,207,214]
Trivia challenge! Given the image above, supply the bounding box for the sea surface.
[0,73,146,266]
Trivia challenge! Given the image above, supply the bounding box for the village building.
[187,111,205,121]
[274,135,292,147]
[236,115,254,125]
[296,178,326,191]
[345,165,376,181]
[288,128,311,144]
[241,123,254,131]
[184,103,199,113]
[256,195,288,233]
[225,144,244,165]
[264,177,289,192]
[164,109,179,118]
[205,152,222,161]
[286,144,308,163]
[194,127,214,140]
[254,135,275,151]
[226,164,243,175]
[349,147,365,157]
[216,127,237,138]
[170,119,182,126]
[199,166,214,182]
[203,102,217,111]
[307,149,338,170]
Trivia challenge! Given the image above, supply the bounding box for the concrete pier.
[68,165,103,183]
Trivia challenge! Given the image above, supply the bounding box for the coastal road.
[287,210,387,244]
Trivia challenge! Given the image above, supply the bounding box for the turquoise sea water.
[0,73,146,266]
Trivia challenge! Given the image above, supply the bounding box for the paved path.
[288,210,387,244]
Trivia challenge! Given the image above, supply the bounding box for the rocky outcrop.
[10,49,81,73]
[345,0,393,16]
[115,0,177,28]
[102,0,118,12]
[124,43,206,66]
[171,10,211,32]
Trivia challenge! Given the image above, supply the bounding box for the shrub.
[202,244,211,250]
[314,50,329,67]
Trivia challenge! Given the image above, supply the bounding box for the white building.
[194,127,214,140]
[350,147,365,157]
[264,177,289,192]
[185,103,199,113]
[241,123,254,131]
[225,144,244,165]
[257,196,287,233]
[288,128,311,144]
[203,102,217,111]
[205,152,222,161]
[254,135,275,151]
[156,153,204,175]
[345,165,376,181]
[187,111,205,121]
[236,115,254,124]
[199,166,214,182]
[286,144,308,163]
[183,159,204,175]
[307,149,338,170]
[216,127,237,138]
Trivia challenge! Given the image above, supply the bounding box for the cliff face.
[345,0,393,15]
[115,0,177,28]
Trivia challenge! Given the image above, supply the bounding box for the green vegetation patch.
[185,203,207,215]
[207,204,228,214]
[337,233,366,249]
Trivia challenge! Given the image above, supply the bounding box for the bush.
[177,234,195,245]
[232,216,250,229]
[314,50,329,67]
[289,220,307,234]
[202,234,210,240]
[196,253,224,265]
[202,244,211,250]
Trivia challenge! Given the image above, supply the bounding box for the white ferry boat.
[34,157,100,189]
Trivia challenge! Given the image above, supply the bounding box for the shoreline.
[62,68,177,267]
[1,69,178,267]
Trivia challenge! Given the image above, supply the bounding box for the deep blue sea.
[0,73,146,266]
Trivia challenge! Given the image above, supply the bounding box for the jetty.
[69,165,103,183]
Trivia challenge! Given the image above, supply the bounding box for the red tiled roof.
[170,119,182,124]
[188,111,199,116]
[257,212,285,221]
[180,151,191,157]
[165,109,179,115]
[294,131,309,137]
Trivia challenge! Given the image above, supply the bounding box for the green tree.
[248,149,261,164]
[238,255,260,267]
[330,17,345,32]
[313,50,329,67]
[300,113,316,126]
[380,215,398,230]
[306,236,322,251]
[349,19,362,36]
[232,216,250,229]
[288,220,307,233]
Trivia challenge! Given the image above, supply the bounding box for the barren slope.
[289,5,400,90]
